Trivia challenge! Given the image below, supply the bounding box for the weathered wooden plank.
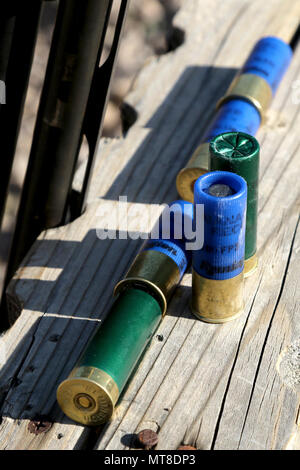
[209,132,300,449]
[94,1,300,450]
[0,0,299,450]
[237,217,300,450]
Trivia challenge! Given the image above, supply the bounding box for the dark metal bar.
[290,23,300,51]
[0,7,16,83]
[0,1,43,227]
[4,0,128,290]
[70,0,129,218]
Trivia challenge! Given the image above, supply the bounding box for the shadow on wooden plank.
[0,285,192,427]
[0,64,237,439]
[102,65,237,204]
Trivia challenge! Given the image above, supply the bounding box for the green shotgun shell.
[57,287,162,426]
[209,132,260,276]
[57,201,192,425]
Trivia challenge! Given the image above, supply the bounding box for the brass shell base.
[191,269,244,324]
[57,366,119,426]
[244,253,258,278]
[176,143,210,202]
[217,73,272,120]
[191,308,244,324]
[114,250,180,316]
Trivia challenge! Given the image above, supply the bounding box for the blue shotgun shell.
[241,36,292,94]
[144,200,194,278]
[203,98,261,143]
[193,171,247,280]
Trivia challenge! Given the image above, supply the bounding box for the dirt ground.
[0,0,182,288]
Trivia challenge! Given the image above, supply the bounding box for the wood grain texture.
[0,0,300,450]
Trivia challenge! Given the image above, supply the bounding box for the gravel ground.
[0,0,182,287]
